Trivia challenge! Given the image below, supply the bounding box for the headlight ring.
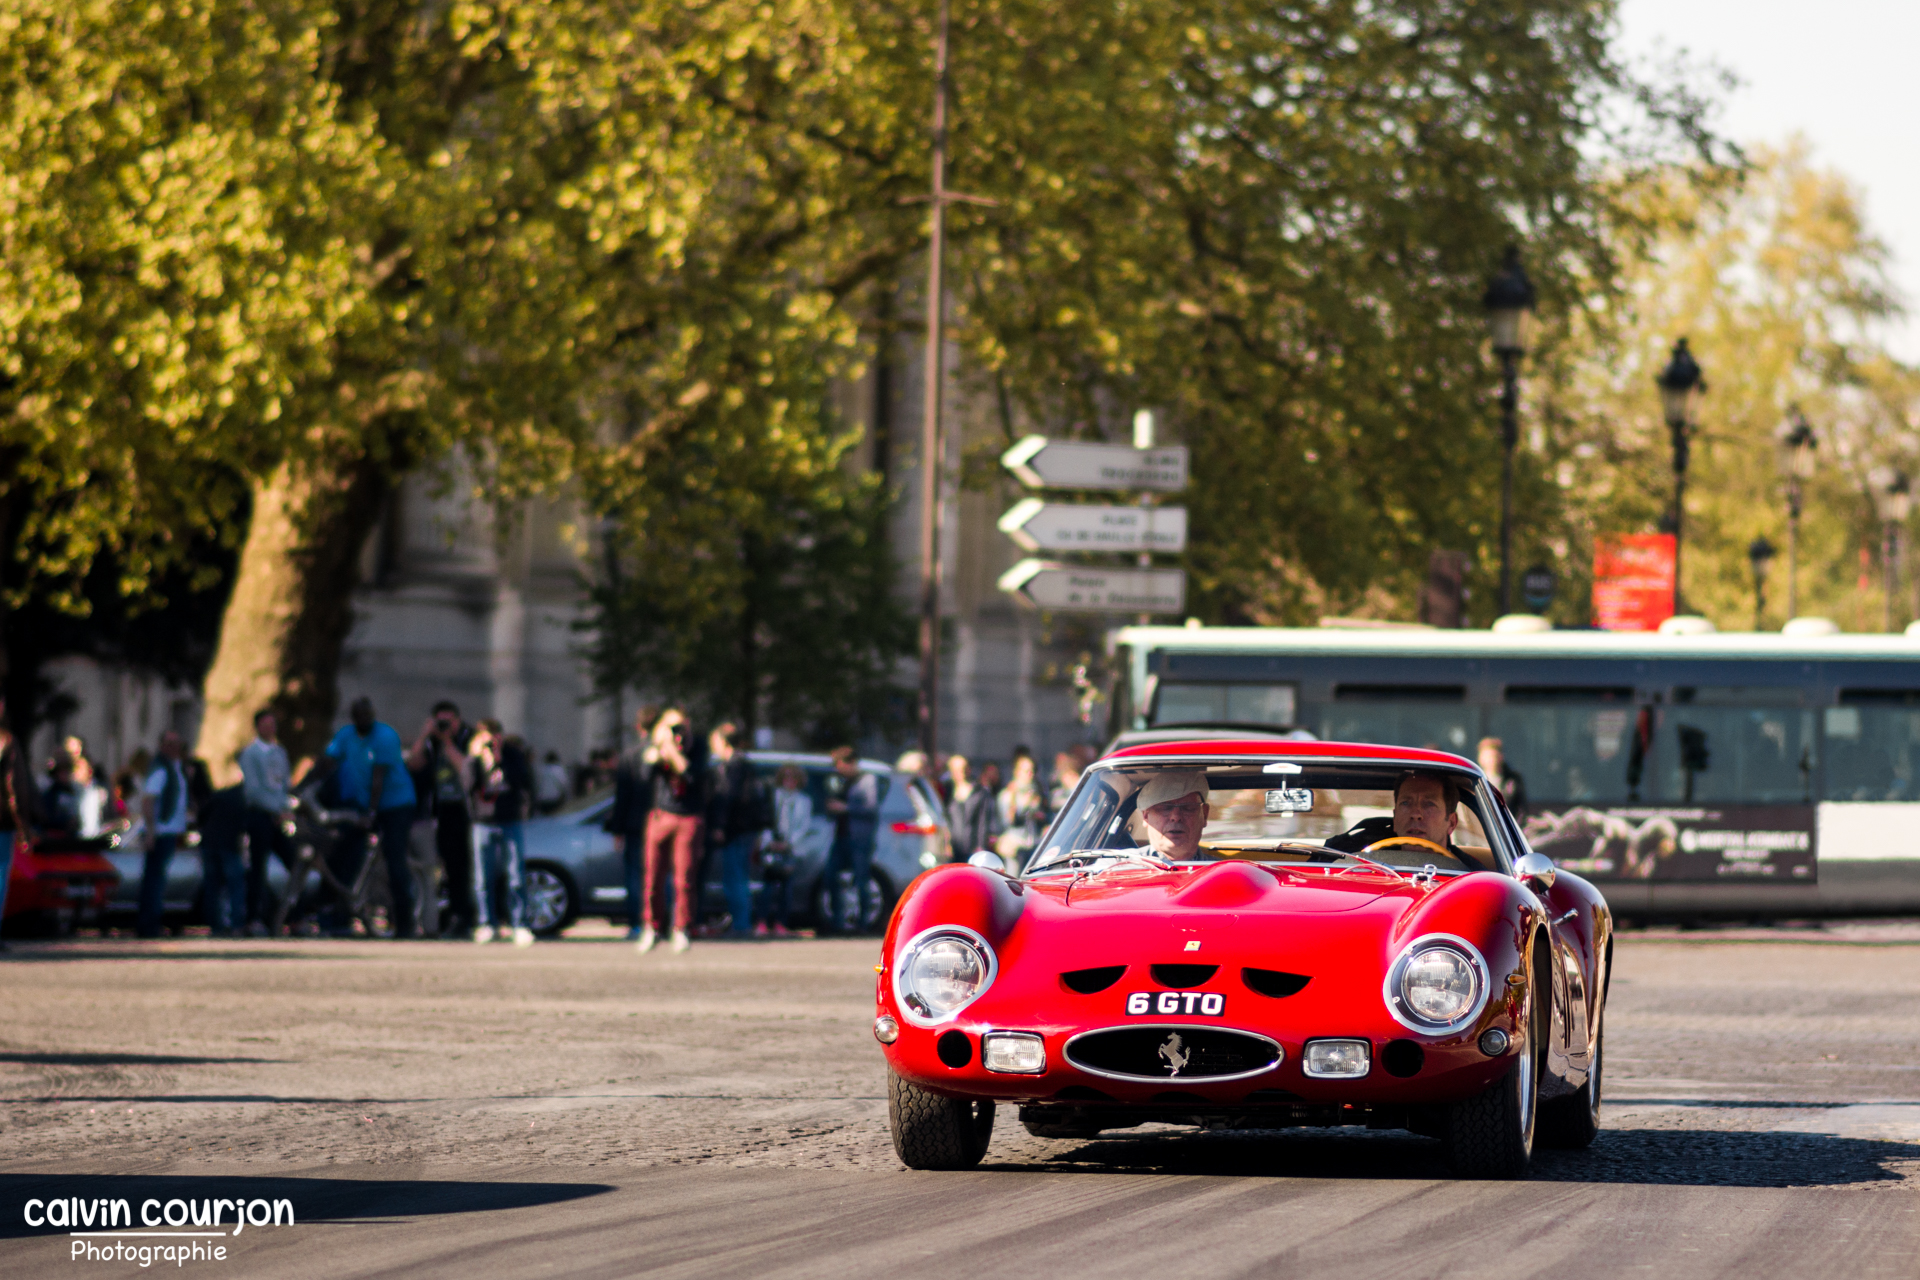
[893,925,998,1026]
[1381,933,1491,1035]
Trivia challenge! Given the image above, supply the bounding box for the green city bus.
[1110,620,1920,920]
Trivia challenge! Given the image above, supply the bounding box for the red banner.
[1593,533,1675,631]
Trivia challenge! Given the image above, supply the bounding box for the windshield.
[1026,759,1501,875]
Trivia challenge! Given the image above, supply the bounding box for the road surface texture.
[2,921,1917,1278]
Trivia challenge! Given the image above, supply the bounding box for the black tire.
[888,1069,994,1170]
[813,870,893,935]
[524,864,578,938]
[1538,1025,1603,1149]
[1445,967,1545,1179]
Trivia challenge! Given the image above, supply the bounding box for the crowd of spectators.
[0,686,1101,948]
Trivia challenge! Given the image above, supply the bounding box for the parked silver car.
[518,752,949,935]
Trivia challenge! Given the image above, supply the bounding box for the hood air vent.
[1062,965,1127,994]
[1242,968,1311,998]
[1149,964,1218,989]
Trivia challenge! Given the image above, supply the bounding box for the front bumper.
[881,1011,1516,1110]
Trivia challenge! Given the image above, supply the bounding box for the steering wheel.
[1359,835,1453,859]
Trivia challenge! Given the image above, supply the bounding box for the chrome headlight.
[895,926,997,1025]
[1383,935,1490,1034]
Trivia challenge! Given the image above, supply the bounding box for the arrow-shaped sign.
[998,559,1186,614]
[1000,435,1188,492]
[997,499,1188,554]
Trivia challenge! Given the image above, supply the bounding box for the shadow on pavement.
[0,949,334,963]
[0,1174,612,1238]
[1014,1125,1919,1188]
[0,1053,282,1067]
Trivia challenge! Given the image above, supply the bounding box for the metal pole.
[1785,481,1801,620]
[916,0,950,760]
[1670,422,1689,616]
[1885,520,1899,633]
[1497,350,1519,615]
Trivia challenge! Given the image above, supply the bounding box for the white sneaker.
[670,930,691,954]
[511,927,534,948]
[474,926,497,944]
[636,927,657,953]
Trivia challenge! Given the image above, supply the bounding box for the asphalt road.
[2,921,1918,1278]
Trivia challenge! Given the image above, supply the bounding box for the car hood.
[1034,859,1401,914]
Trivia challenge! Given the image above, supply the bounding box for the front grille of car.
[1065,1026,1283,1082]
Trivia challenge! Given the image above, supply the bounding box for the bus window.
[1640,706,1815,803]
[1485,702,1635,803]
[1317,687,1474,756]
[1154,682,1296,726]
[1826,695,1920,801]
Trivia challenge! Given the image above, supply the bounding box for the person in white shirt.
[238,709,294,935]
[137,731,191,939]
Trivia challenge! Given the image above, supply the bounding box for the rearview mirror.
[1513,851,1556,894]
[967,850,1009,874]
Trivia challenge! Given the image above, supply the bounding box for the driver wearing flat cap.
[1133,770,1210,860]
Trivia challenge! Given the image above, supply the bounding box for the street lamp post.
[1747,536,1776,631]
[1484,247,1537,616]
[1655,338,1707,616]
[1776,408,1817,619]
[1869,465,1912,632]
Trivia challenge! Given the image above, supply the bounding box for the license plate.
[66,882,97,899]
[1126,991,1226,1016]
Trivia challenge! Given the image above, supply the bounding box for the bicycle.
[269,796,397,938]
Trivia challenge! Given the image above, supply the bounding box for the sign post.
[997,419,1188,617]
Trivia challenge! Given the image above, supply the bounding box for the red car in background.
[876,740,1610,1179]
[4,835,120,935]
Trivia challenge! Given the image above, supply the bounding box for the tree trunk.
[198,454,391,782]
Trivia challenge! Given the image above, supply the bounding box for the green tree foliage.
[1532,141,1920,631]
[940,0,1723,625]
[0,0,366,718]
[585,465,913,744]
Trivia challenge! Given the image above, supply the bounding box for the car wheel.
[525,864,577,938]
[1445,965,1546,1179]
[812,870,892,934]
[888,1069,994,1170]
[1538,1025,1603,1150]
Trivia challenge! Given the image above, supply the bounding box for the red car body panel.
[877,741,1611,1121]
[5,842,119,919]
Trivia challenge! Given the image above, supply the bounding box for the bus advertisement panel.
[1521,804,1815,882]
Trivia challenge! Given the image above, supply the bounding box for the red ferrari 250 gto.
[875,740,1609,1179]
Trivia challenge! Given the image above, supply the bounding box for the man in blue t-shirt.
[324,696,419,937]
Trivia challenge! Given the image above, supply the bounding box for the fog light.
[874,1015,899,1044]
[1478,1028,1510,1057]
[1302,1038,1371,1078]
[982,1032,1047,1074]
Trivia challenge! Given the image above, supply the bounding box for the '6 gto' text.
[1126,992,1226,1016]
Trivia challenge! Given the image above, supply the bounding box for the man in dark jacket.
[609,706,659,948]
[706,724,763,938]
[823,746,880,934]
[408,701,477,937]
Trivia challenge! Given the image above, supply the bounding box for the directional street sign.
[998,559,1186,614]
[997,499,1188,554]
[1000,435,1188,492]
